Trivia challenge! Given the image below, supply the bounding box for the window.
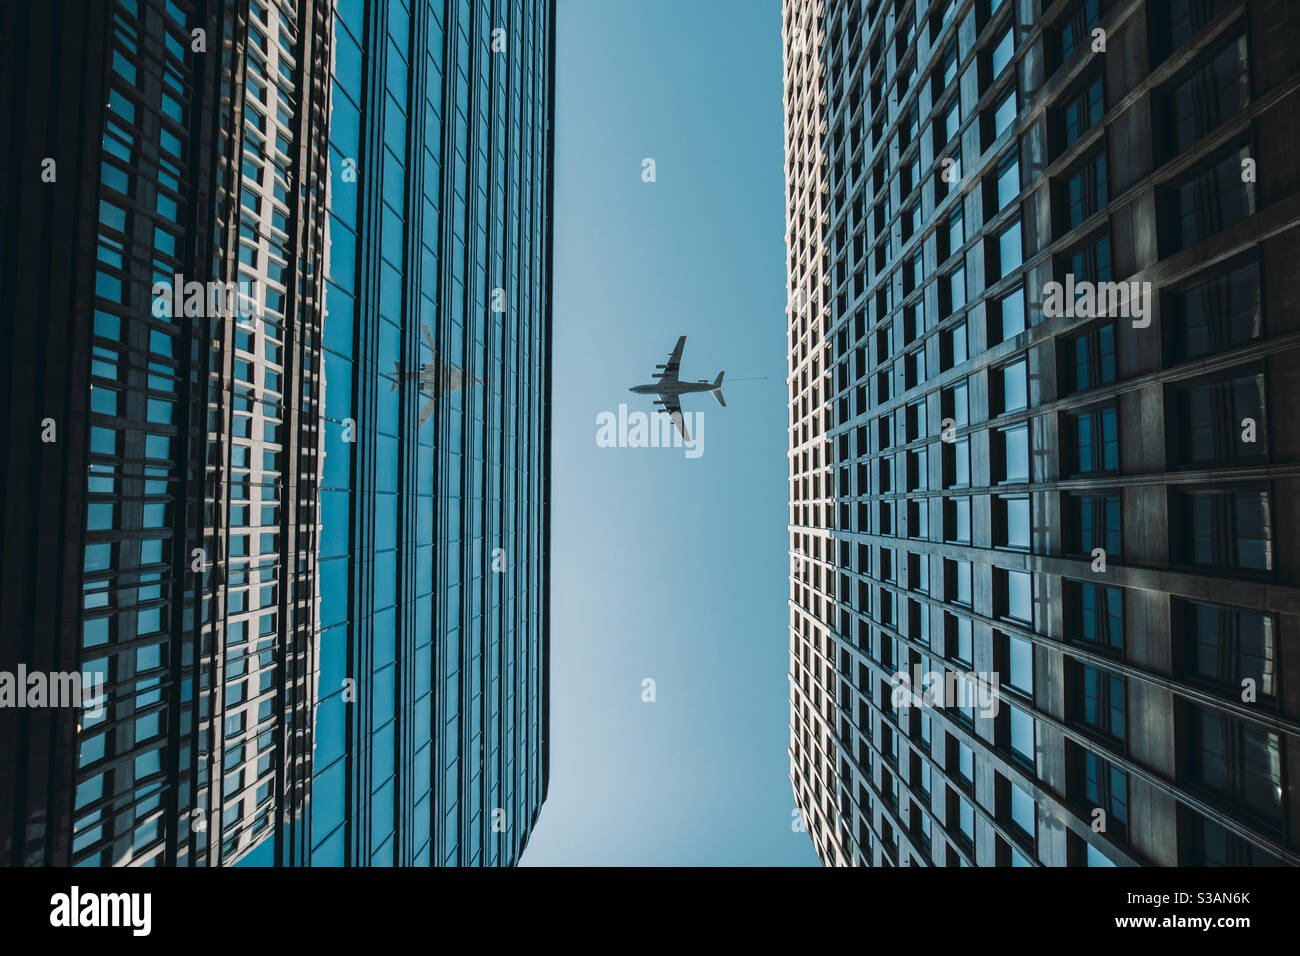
[992,284,1026,344]
[1061,321,1116,394]
[953,789,976,847]
[1062,230,1112,284]
[1163,145,1256,252]
[1182,811,1283,866]
[899,307,922,350]
[943,207,964,262]
[944,264,967,315]
[994,494,1031,549]
[934,41,959,97]
[993,358,1027,414]
[946,559,972,608]
[993,423,1029,482]
[997,773,1038,849]
[905,399,927,442]
[1059,73,1104,151]
[931,0,958,37]
[904,347,927,388]
[946,613,973,665]
[990,148,1020,214]
[903,102,920,148]
[941,99,961,146]
[1007,704,1036,767]
[1069,742,1128,840]
[990,25,1014,78]
[1067,581,1124,651]
[991,218,1022,281]
[914,755,934,804]
[1168,260,1261,361]
[1176,488,1271,572]
[1061,148,1108,229]
[908,551,930,593]
[903,155,922,200]
[1065,493,1121,558]
[1071,662,1125,743]
[1153,0,1232,61]
[1175,599,1276,699]
[945,740,974,793]
[879,500,896,536]
[940,320,967,371]
[998,631,1034,697]
[1185,707,1283,824]
[1085,844,1116,867]
[1171,367,1266,466]
[906,250,924,294]
[1066,405,1118,474]
[989,86,1017,144]
[1055,0,1102,66]
[906,448,927,491]
[995,568,1032,624]
[941,378,969,427]
[1163,32,1249,156]
[943,436,970,488]
[875,324,893,364]
[944,495,972,543]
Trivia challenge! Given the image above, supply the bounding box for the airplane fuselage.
[397,362,476,393]
[629,379,716,396]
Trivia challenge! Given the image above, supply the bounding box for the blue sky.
[520,0,817,865]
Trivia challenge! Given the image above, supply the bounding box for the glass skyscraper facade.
[784,0,1300,867]
[313,0,552,867]
[0,0,551,868]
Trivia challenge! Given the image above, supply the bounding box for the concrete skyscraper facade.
[784,0,1300,866]
[1,0,337,867]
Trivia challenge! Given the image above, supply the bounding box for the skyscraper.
[0,0,552,868]
[784,0,1300,867]
[311,0,552,868]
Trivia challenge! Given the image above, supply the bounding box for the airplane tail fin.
[390,362,402,391]
[712,370,726,407]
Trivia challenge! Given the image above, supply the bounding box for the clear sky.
[520,0,818,866]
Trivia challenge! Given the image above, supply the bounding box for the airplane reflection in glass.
[391,324,489,427]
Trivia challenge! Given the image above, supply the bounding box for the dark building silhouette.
[0,0,552,868]
[784,0,1300,866]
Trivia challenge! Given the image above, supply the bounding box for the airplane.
[628,335,725,442]
[390,325,488,427]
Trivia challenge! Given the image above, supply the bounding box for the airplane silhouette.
[628,335,724,442]
[390,325,488,427]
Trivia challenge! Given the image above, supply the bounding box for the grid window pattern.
[784,0,1299,869]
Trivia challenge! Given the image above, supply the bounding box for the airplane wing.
[654,393,690,442]
[653,336,686,383]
